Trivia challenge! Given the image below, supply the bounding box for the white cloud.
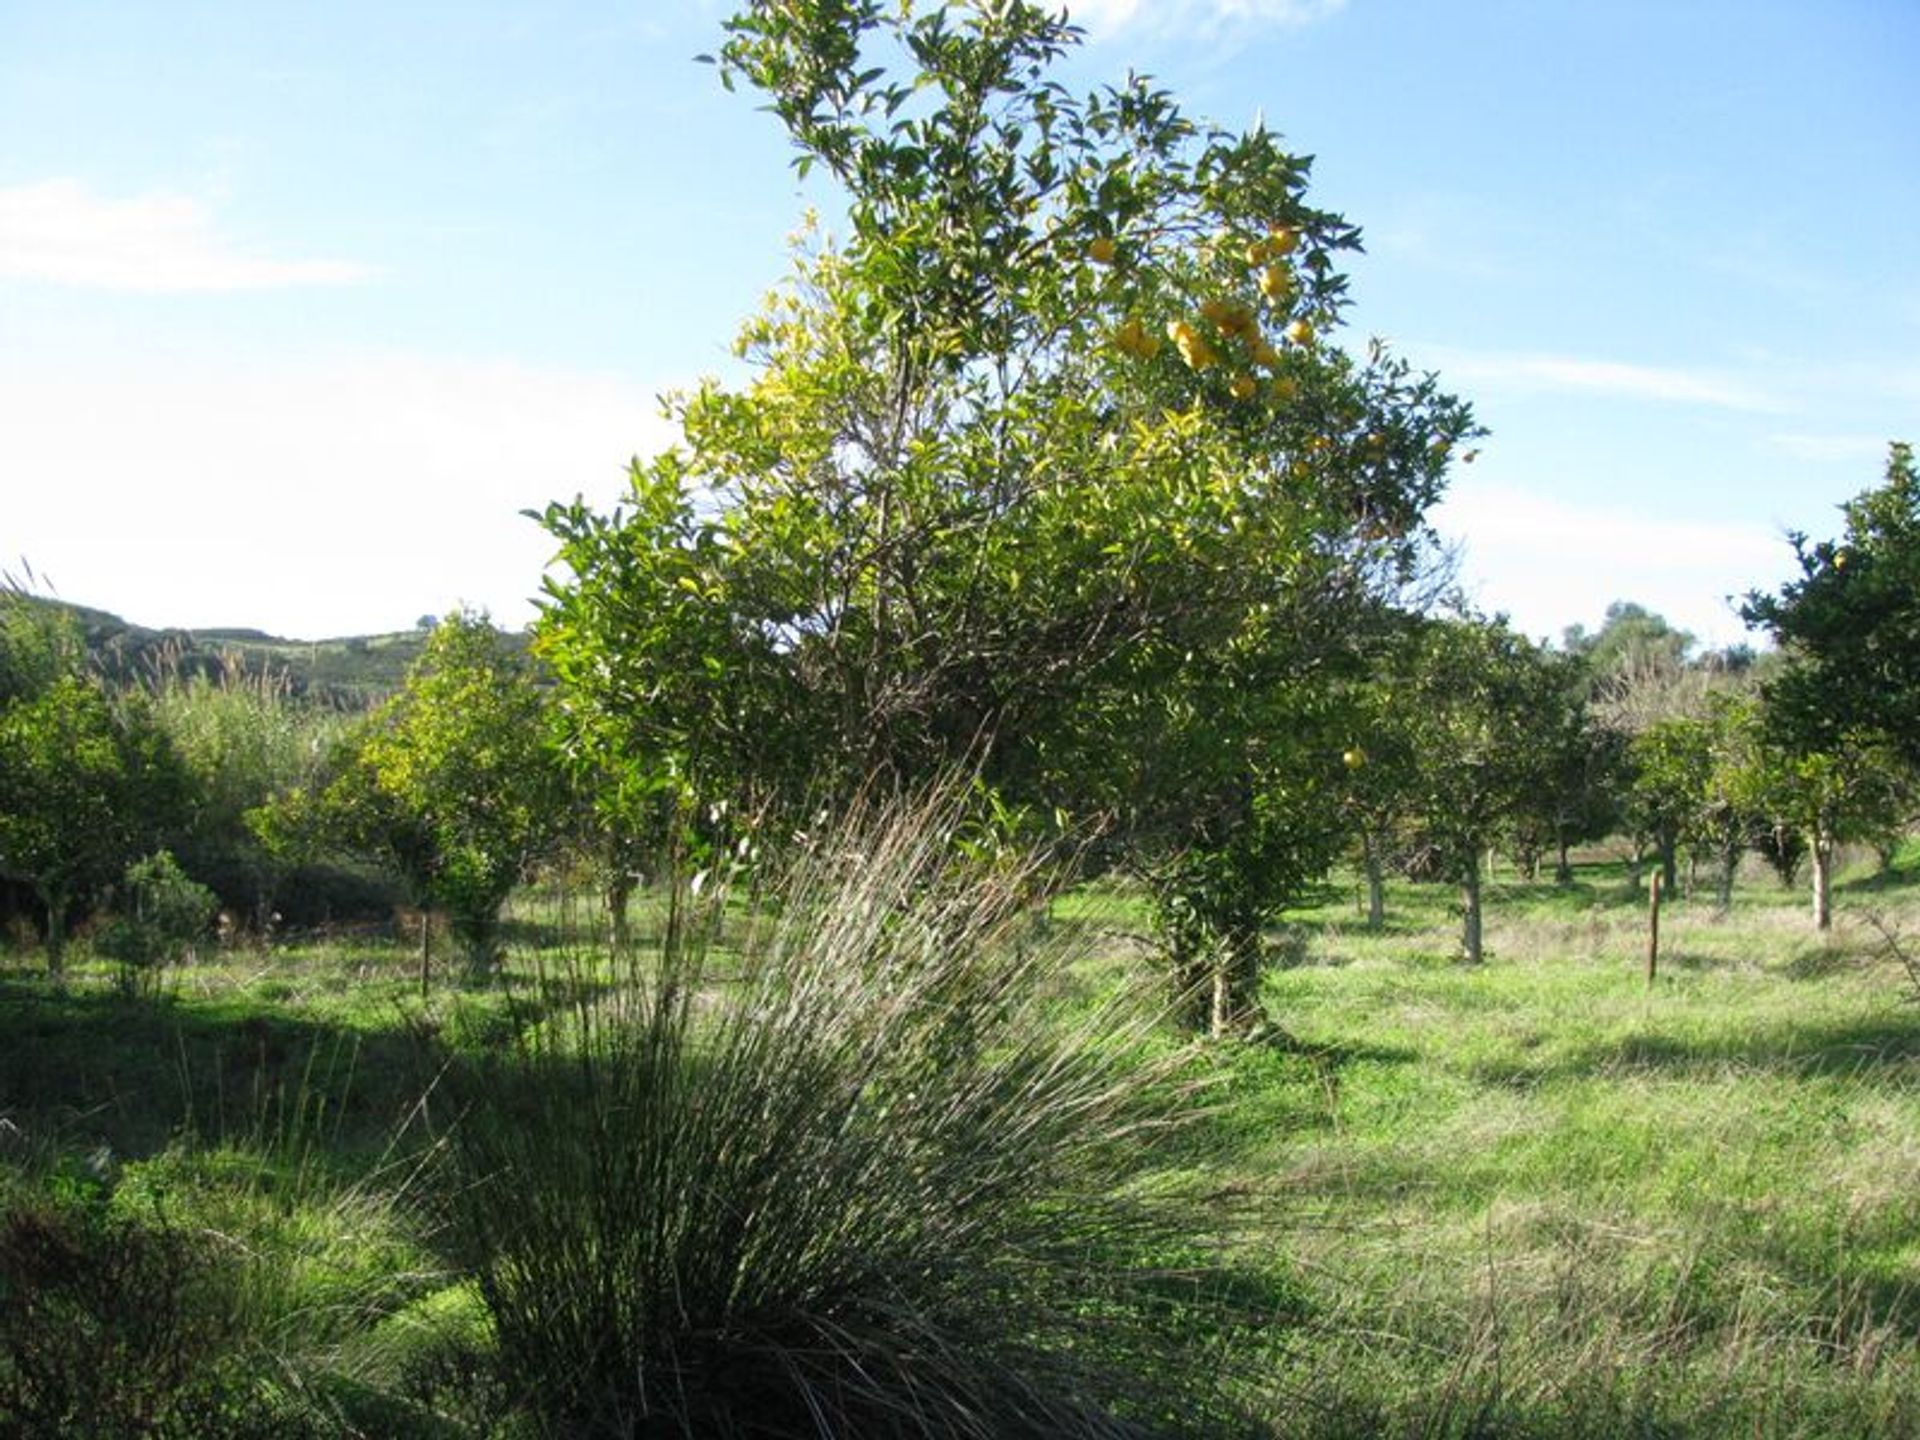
[0,178,372,292]
[1066,0,1347,37]
[1768,433,1891,464]
[0,353,677,637]
[1432,480,1789,648]
[1417,345,1781,413]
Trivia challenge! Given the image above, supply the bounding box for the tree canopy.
[536,0,1474,1027]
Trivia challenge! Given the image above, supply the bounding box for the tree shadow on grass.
[1837,862,1920,898]
[0,969,612,1164]
[1472,1013,1920,1089]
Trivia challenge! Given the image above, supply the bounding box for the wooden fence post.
[1645,870,1662,989]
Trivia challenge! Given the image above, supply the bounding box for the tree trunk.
[1554,832,1573,887]
[1210,920,1264,1038]
[607,872,635,955]
[419,910,432,998]
[1660,839,1679,899]
[1166,926,1212,1035]
[1363,832,1386,930]
[1716,843,1737,916]
[42,887,68,979]
[1811,829,1834,932]
[1461,858,1484,965]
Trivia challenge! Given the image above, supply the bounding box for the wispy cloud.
[0,178,371,292]
[1066,0,1347,38]
[1418,345,1781,413]
[1769,433,1892,464]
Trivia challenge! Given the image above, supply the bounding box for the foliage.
[0,1179,301,1438]
[149,659,349,928]
[1564,600,1692,690]
[1740,723,1913,929]
[93,851,219,997]
[538,0,1473,1029]
[1397,614,1572,961]
[1503,648,1616,884]
[1744,441,1920,763]
[260,612,562,973]
[0,588,86,709]
[1624,710,1715,892]
[433,793,1273,1438]
[0,676,188,972]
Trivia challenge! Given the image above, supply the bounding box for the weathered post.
[1645,870,1662,989]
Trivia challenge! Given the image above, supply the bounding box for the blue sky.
[2,1,1915,645]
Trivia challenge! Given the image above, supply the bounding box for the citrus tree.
[269,613,562,975]
[1744,442,1920,763]
[1398,615,1569,963]
[536,0,1475,1027]
[0,677,187,974]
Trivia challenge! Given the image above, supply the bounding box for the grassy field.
[4,852,1918,1436]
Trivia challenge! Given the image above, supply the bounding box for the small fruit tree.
[270,612,561,976]
[1398,615,1572,964]
[1742,441,1920,928]
[536,0,1474,1029]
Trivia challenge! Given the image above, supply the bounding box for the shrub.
[94,850,217,997]
[432,793,1276,1438]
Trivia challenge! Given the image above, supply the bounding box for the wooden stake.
[1645,870,1662,989]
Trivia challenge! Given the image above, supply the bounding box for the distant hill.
[24,597,520,709]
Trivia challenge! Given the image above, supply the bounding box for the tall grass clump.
[432,792,1277,1438]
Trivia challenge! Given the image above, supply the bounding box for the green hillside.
[31,597,504,708]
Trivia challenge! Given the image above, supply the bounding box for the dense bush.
[93,850,218,997]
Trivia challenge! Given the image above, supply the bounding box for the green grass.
[1222,850,1920,1436]
[3,847,1919,1434]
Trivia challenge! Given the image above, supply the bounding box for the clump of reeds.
[432,789,1277,1438]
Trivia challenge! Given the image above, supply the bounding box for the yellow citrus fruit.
[1284,318,1314,346]
[1200,297,1255,337]
[1168,319,1216,371]
[1268,225,1301,255]
[1088,236,1118,266]
[1271,375,1299,402]
[1250,340,1281,369]
[1342,748,1366,770]
[1113,317,1162,359]
[1229,373,1257,401]
[1245,239,1270,265]
[1258,265,1294,303]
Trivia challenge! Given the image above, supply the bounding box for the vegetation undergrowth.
[425,792,1281,1438]
[5,846,1920,1435]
